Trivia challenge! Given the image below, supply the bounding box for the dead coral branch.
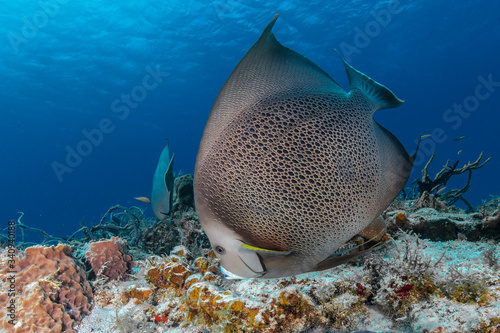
[414,152,490,210]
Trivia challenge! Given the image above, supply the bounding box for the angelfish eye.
[215,246,226,255]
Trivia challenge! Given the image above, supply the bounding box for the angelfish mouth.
[220,266,246,279]
[220,266,266,279]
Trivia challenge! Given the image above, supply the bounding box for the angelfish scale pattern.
[196,91,382,255]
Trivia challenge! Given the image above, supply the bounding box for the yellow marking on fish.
[240,243,290,254]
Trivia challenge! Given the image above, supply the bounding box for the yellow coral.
[395,211,407,224]
[185,274,202,289]
[193,257,209,274]
[121,289,152,304]
[147,260,191,291]
[141,250,372,332]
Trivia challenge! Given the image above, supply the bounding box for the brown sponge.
[85,237,133,281]
[0,244,93,333]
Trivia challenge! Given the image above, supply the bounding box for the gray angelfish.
[136,142,175,221]
[194,14,417,279]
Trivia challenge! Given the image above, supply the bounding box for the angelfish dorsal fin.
[336,51,403,111]
[242,13,345,97]
[197,15,346,165]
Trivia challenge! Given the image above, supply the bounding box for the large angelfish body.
[194,15,415,279]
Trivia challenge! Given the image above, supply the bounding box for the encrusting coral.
[0,244,93,333]
[84,244,373,333]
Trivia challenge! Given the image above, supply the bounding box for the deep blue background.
[1,0,499,241]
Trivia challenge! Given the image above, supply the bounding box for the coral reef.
[384,195,500,241]
[78,244,374,332]
[71,204,158,248]
[413,151,490,212]
[0,244,93,333]
[366,232,500,332]
[2,174,210,260]
[145,174,210,257]
[84,237,133,280]
[74,229,500,333]
[3,154,499,332]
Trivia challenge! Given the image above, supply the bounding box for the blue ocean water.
[1,0,499,241]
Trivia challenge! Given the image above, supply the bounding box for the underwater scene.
[1,0,499,332]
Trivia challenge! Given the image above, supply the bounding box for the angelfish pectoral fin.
[312,217,391,272]
[239,243,292,257]
[312,240,390,272]
[357,215,386,241]
[237,241,291,274]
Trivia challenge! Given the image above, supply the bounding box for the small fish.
[135,196,151,204]
[194,15,416,279]
[457,150,462,155]
[136,142,174,221]
[420,134,432,139]
[455,136,467,141]
[436,187,447,194]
